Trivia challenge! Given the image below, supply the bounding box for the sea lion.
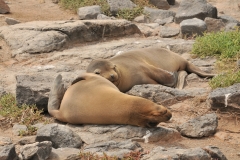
[86,47,215,92]
[48,73,172,127]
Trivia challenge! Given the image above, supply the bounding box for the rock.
[159,26,179,38]
[36,123,83,149]
[204,17,225,32]
[208,83,240,113]
[12,124,27,136]
[107,0,136,15]
[127,84,208,106]
[77,5,101,20]
[225,22,240,31]
[97,14,115,20]
[135,23,160,37]
[0,20,141,55]
[18,136,36,145]
[133,15,148,23]
[175,0,217,23]
[0,144,18,160]
[219,15,240,24]
[0,136,12,146]
[177,113,218,138]
[180,18,207,37]
[19,141,52,160]
[204,146,227,160]
[167,0,175,5]
[144,23,159,29]
[0,87,5,96]
[142,146,211,160]
[0,0,10,14]
[154,16,174,25]
[48,148,80,160]
[83,140,142,158]
[5,17,20,25]
[149,0,170,10]
[143,7,176,23]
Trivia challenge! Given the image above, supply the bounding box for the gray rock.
[0,87,5,96]
[177,113,218,138]
[107,0,136,15]
[180,18,207,37]
[36,123,83,149]
[143,7,176,23]
[219,15,240,24]
[5,17,20,25]
[204,146,227,160]
[159,26,179,38]
[0,136,12,146]
[97,14,115,20]
[154,16,174,25]
[204,17,225,32]
[175,0,217,23]
[19,141,52,160]
[208,83,240,113]
[225,22,240,31]
[144,23,159,29]
[83,140,142,158]
[48,148,80,160]
[135,23,160,37]
[12,124,27,136]
[18,136,36,145]
[77,5,101,20]
[0,0,10,14]
[0,20,141,55]
[133,15,149,23]
[149,0,170,10]
[127,84,208,106]
[0,144,18,160]
[142,146,211,160]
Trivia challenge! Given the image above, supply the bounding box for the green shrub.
[192,29,240,59]
[0,94,50,134]
[59,0,155,20]
[191,29,240,89]
[209,70,240,89]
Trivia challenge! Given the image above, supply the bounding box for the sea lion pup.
[48,73,172,127]
[86,47,216,92]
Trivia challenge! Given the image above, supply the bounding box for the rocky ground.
[0,0,240,159]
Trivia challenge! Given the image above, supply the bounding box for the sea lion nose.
[110,74,114,79]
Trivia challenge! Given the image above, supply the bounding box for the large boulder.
[208,83,240,113]
[0,0,10,14]
[149,0,170,10]
[107,0,136,15]
[177,113,218,138]
[77,5,101,20]
[36,123,83,149]
[175,0,217,23]
[143,7,176,23]
[0,20,141,55]
[180,18,207,37]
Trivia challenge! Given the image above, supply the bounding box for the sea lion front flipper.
[175,71,188,89]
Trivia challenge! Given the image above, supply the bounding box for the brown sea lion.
[48,73,172,127]
[86,47,215,92]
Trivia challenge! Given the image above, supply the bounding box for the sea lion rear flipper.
[48,74,66,112]
[175,71,188,89]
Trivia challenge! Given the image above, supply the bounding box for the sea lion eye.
[95,71,100,75]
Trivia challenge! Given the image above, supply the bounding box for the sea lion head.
[130,103,172,127]
[86,59,119,84]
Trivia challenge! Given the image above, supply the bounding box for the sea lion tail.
[48,74,66,117]
[186,63,216,77]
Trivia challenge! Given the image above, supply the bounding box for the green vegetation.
[0,94,50,135]
[59,0,154,20]
[191,29,240,89]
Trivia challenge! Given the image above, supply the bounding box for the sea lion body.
[48,73,172,127]
[86,47,215,92]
